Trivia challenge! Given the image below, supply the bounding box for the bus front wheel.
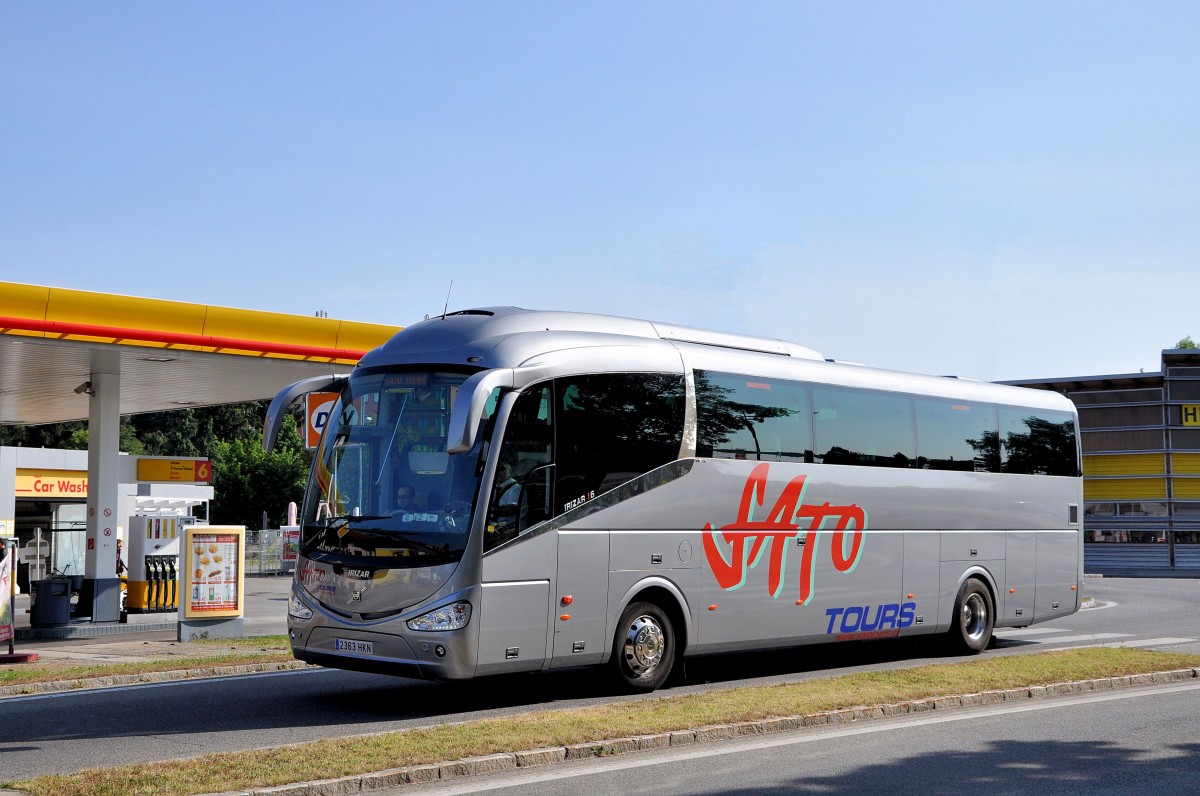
[612,601,675,692]
[949,578,994,654]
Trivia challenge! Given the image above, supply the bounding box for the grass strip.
[184,635,290,649]
[0,653,296,688]
[0,637,292,688]
[8,647,1200,796]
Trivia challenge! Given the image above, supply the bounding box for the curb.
[192,666,1200,796]
[0,660,313,698]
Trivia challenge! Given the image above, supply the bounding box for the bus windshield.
[300,369,487,567]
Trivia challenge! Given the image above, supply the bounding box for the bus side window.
[486,386,552,549]
[813,387,916,468]
[999,407,1078,476]
[915,399,999,473]
[553,373,684,515]
[695,371,812,463]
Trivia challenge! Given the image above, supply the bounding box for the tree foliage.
[1175,336,1197,350]
[0,417,144,452]
[210,412,309,528]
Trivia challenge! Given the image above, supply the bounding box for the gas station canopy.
[0,281,404,623]
[0,281,402,425]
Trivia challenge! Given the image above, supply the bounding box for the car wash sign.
[15,469,88,498]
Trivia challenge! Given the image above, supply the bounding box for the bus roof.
[363,307,824,367]
[359,307,1073,414]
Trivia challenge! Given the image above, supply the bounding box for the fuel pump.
[165,557,178,609]
[126,516,181,613]
[147,556,161,611]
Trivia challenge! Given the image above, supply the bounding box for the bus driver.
[392,485,417,516]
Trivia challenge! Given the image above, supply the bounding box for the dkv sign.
[305,392,340,448]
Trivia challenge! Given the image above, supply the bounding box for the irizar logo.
[825,601,916,641]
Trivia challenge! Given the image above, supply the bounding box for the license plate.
[334,638,374,655]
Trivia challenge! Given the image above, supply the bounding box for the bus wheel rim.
[623,615,665,677]
[962,592,988,641]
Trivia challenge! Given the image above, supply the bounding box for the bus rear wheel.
[949,578,994,654]
[612,601,675,692]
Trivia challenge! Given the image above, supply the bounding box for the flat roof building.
[1007,348,1200,574]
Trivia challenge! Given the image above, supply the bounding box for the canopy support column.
[83,356,122,622]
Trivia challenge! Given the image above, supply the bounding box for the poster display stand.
[178,525,246,641]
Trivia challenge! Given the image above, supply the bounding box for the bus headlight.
[288,590,314,621]
[406,601,471,631]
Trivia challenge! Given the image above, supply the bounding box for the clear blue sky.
[3,3,1197,381]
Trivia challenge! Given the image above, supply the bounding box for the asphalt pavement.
[6,573,1200,665]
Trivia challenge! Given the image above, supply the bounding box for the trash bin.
[30,578,72,626]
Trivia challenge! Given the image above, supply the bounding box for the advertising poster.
[182,526,245,619]
[0,545,13,645]
[281,526,300,565]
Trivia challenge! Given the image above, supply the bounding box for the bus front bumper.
[291,623,477,681]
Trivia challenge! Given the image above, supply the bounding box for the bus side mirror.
[263,374,348,453]
[446,369,515,455]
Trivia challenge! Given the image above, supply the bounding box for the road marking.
[413,681,1200,794]
[1101,637,1197,648]
[1021,632,1129,644]
[995,627,1070,637]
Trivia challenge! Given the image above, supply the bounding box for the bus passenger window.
[998,407,1078,476]
[813,387,916,468]
[695,371,812,462]
[553,373,684,515]
[915,399,999,472]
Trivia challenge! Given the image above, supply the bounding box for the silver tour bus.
[265,308,1082,691]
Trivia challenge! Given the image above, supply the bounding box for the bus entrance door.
[550,529,609,668]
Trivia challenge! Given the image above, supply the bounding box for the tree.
[1175,336,1197,350]
[1,399,311,529]
[0,421,85,448]
[129,402,267,457]
[0,418,144,453]
[210,412,309,529]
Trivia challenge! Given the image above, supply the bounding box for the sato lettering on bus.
[702,463,867,605]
